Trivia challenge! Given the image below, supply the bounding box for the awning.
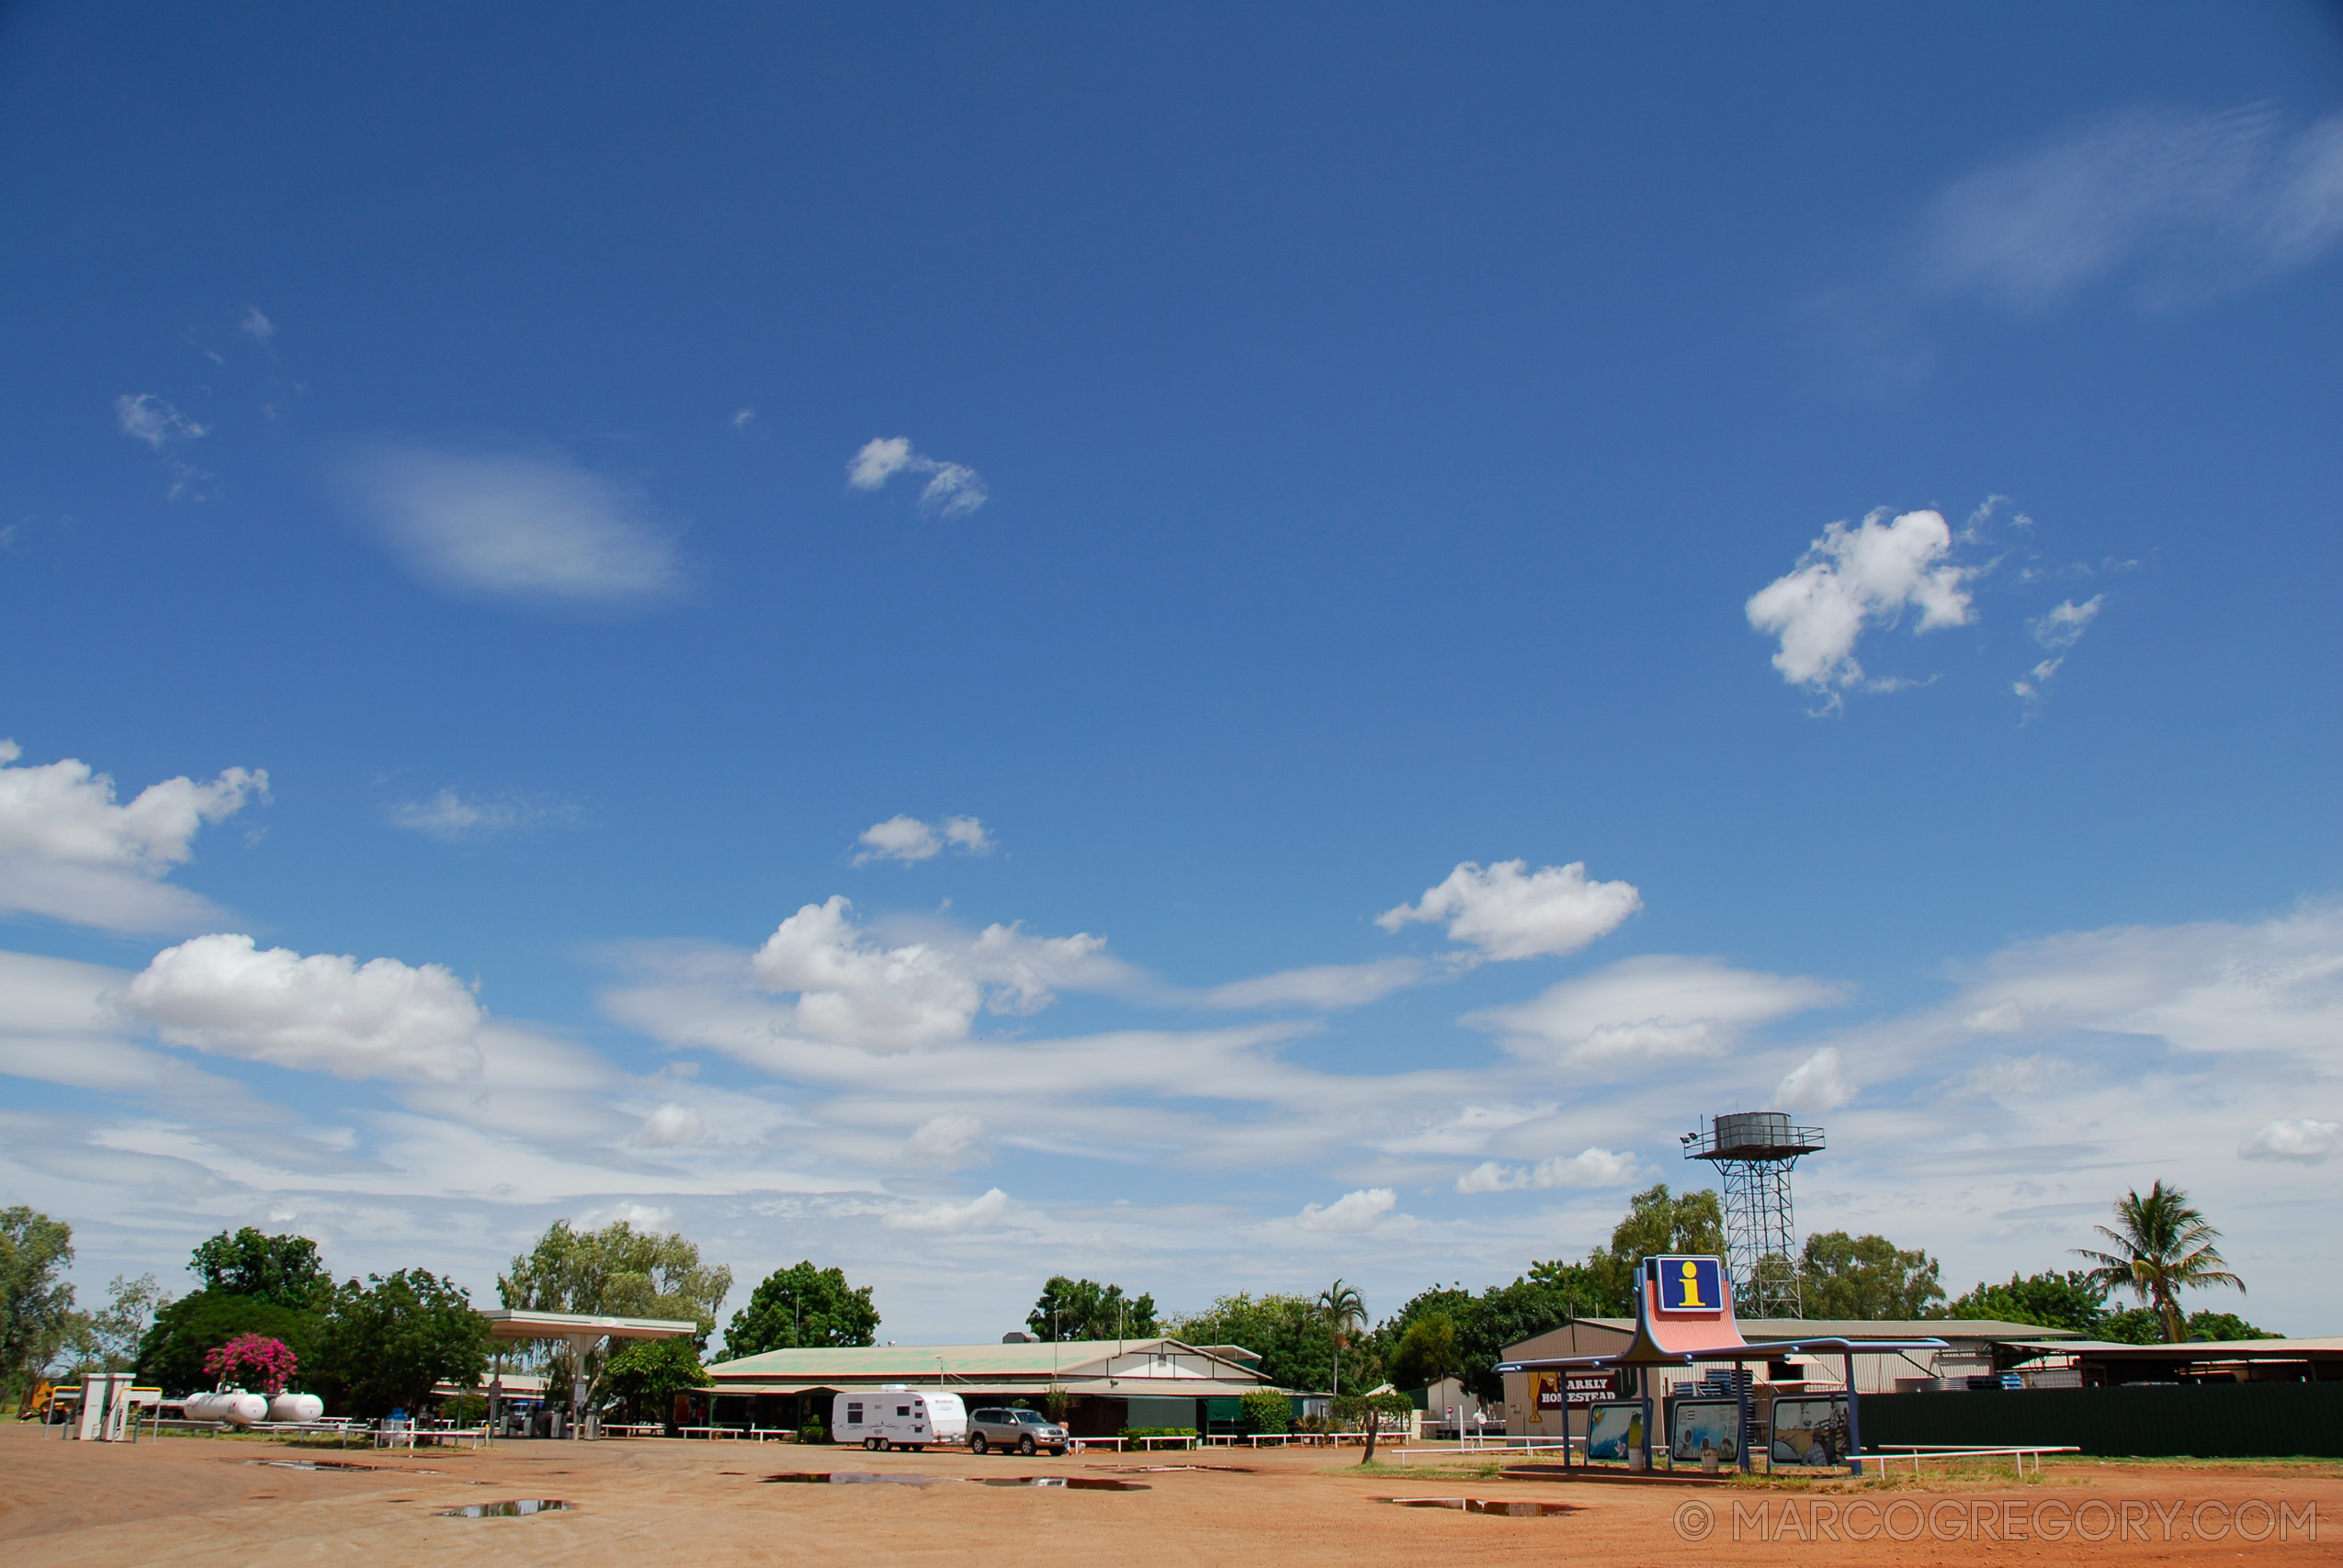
[702,1378,1278,1399]
[479,1309,699,1343]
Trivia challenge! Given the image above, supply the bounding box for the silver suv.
[966,1407,1070,1456]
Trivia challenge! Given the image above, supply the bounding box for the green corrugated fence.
[1856,1382,2343,1459]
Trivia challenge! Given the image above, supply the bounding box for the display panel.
[1769,1394,1850,1468]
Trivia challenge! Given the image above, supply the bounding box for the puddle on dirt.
[968,1477,1149,1490]
[1091,1464,1254,1474]
[1375,1496,1580,1517]
[246,1460,441,1473]
[763,1472,936,1487]
[436,1499,572,1517]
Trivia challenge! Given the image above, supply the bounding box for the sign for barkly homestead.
[1654,1256,1726,1314]
[1534,1370,1625,1409]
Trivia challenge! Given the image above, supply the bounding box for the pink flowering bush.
[203,1333,300,1395]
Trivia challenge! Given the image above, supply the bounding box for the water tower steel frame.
[1682,1111,1825,1318]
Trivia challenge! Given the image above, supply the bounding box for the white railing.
[1387,1438,1577,1465]
[1865,1444,2080,1478]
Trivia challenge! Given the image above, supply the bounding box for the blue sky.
[4,2,2339,1339]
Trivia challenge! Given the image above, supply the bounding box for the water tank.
[1715,1106,1817,1157]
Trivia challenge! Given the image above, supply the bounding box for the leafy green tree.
[80,1274,172,1372]
[1237,1387,1291,1435]
[189,1228,333,1310]
[1944,1270,2108,1333]
[137,1292,323,1394]
[499,1219,734,1337]
[1170,1292,1368,1394]
[723,1261,880,1358]
[1331,1390,1415,1463]
[2075,1180,2245,1343]
[1026,1276,1158,1341]
[1584,1185,1727,1311]
[0,1207,79,1403]
[1377,1273,1584,1404]
[601,1337,707,1429]
[1799,1232,1946,1319]
[314,1269,491,1418]
[2178,1310,2276,1342]
[2099,1306,2275,1345]
[1388,1311,1463,1392]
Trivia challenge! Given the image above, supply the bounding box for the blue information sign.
[1654,1256,1724,1314]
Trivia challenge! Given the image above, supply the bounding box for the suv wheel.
[1018,1435,1036,1456]
[969,1434,988,1455]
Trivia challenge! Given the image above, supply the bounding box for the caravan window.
[897,1405,911,1417]
[846,1403,863,1425]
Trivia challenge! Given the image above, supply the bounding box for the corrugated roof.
[2026,1337,2343,1357]
[705,1337,1258,1382]
[1503,1316,2078,1359]
[707,1377,1278,1398]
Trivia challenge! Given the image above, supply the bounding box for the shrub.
[1238,1389,1291,1435]
[1119,1426,1198,1439]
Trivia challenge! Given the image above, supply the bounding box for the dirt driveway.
[2,1425,2333,1566]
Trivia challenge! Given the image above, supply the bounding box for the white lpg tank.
[185,1391,270,1427]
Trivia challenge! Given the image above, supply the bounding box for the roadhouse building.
[698,1337,1280,1438]
[1500,1315,2084,1440]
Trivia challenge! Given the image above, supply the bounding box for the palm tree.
[1319,1279,1365,1398]
[2074,1180,2245,1343]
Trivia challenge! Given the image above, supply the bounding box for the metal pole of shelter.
[1637,1365,1653,1472]
[568,1333,600,1439]
[1842,1351,1862,1476]
[1736,1365,1752,1474]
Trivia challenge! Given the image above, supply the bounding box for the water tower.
[1681,1111,1824,1317]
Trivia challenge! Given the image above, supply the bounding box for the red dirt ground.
[2,1424,2334,1566]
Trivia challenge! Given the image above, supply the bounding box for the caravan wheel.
[863,1436,881,1451]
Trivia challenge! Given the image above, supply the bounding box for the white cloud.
[0,741,266,932]
[1456,1147,1646,1194]
[905,1113,986,1168]
[387,789,577,843]
[847,436,913,489]
[855,815,941,863]
[853,814,996,864]
[1920,104,2343,312]
[1293,1187,1398,1234]
[748,897,1108,1050]
[2238,1118,2339,1165]
[1747,508,1974,697]
[1205,958,1427,1010]
[121,933,485,1082]
[1377,860,1642,962]
[239,306,275,344]
[1775,1045,1856,1113]
[632,1103,719,1149]
[2030,595,2104,650]
[1467,954,1842,1070]
[114,394,208,448]
[730,407,756,430]
[2012,658,2066,704]
[941,817,995,855]
[336,446,685,608]
[883,1187,1009,1232]
[2014,596,2106,705]
[845,436,989,519]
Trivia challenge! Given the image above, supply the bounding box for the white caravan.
[832,1387,967,1451]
